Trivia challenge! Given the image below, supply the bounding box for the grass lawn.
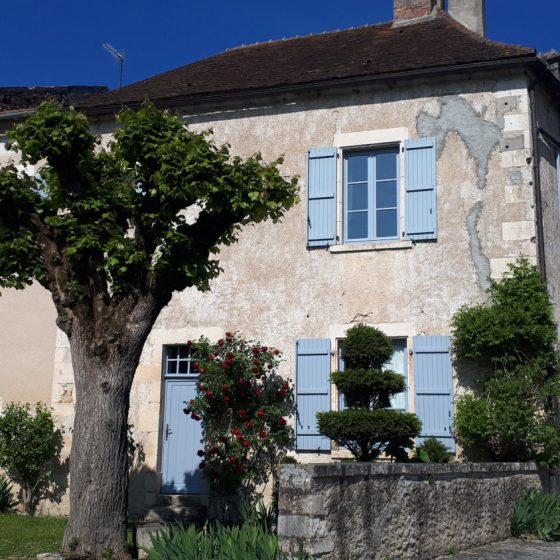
[0,515,67,559]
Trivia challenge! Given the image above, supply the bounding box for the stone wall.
[278,462,547,560]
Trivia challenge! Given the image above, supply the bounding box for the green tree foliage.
[186,334,294,522]
[413,437,453,464]
[0,402,62,514]
[0,102,298,556]
[318,325,421,461]
[452,259,560,465]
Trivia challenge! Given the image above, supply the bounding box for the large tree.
[0,102,298,558]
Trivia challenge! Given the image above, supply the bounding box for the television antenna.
[102,43,125,89]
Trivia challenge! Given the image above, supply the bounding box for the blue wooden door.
[413,335,455,452]
[161,379,204,494]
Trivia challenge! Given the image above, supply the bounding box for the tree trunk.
[62,306,155,559]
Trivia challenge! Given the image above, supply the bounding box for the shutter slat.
[307,148,337,247]
[413,335,455,452]
[296,338,331,451]
[405,138,437,241]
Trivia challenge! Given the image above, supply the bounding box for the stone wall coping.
[279,461,540,480]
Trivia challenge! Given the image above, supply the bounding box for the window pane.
[166,359,177,375]
[347,155,368,183]
[376,181,397,209]
[178,360,189,374]
[177,346,191,360]
[376,209,398,238]
[167,346,179,360]
[376,151,398,181]
[348,183,368,211]
[348,211,368,239]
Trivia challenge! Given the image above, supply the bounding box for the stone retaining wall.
[278,462,551,560]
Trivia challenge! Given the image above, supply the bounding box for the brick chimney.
[448,0,486,35]
[393,0,443,23]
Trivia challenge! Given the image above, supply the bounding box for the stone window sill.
[329,240,413,254]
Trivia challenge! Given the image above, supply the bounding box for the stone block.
[502,220,534,241]
[504,113,529,132]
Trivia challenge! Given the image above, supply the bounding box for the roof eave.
[81,55,542,117]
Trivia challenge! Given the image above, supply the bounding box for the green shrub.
[451,259,560,465]
[341,324,393,370]
[511,490,560,541]
[144,523,308,560]
[414,437,452,463]
[318,409,421,462]
[0,475,17,513]
[318,325,421,461]
[0,402,63,514]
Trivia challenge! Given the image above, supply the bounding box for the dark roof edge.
[81,55,544,117]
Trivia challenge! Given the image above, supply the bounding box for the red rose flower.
[245,421,254,428]
[283,383,290,389]
[261,346,268,352]
[259,431,267,439]
[235,434,243,441]
[254,389,263,397]
[197,449,205,457]
[251,367,259,374]
[242,440,250,448]
[232,428,241,435]
[278,389,286,397]
[209,355,215,361]
[238,409,248,416]
[183,408,190,415]
[278,417,287,426]
[253,359,261,365]
[226,352,234,360]
[205,390,214,398]
[224,396,232,403]
[193,362,200,370]
[257,409,266,417]
[222,363,229,369]
[238,379,245,385]
[220,436,229,443]
[228,455,237,463]
[225,332,233,338]
[186,340,193,347]
[210,446,219,455]
[218,339,225,346]
[268,364,274,370]
[189,399,195,405]
[191,413,201,421]
[274,348,280,355]
[252,347,260,354]
[199,462,206,469]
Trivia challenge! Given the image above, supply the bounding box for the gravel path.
[435,539,560,559]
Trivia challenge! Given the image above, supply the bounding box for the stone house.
[1,0,560,517]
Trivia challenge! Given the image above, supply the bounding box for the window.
[164,345,199,377]
[344,148,400,242]
[306,137,437,248]
[337,339,408,411]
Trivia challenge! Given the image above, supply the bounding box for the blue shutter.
[413,335,455,452]
[404,138,437,241]
[307,148,337,247]
[296,338,331,451]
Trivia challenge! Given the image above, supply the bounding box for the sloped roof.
[82,10,535,112]
[0,86,108,114]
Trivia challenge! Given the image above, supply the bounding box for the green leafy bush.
[0,402,63,514]
[414,437,452,463]
[318,325,421,461]
[452,259,560,465]
[512,490,560,541]
[186,334,295,523]
[144,523,308,560]
[0,475,17,513]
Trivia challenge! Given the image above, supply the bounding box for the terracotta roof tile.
[81,11,535,111]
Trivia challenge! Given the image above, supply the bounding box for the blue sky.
[2,1,559,90]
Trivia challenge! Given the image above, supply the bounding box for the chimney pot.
[394,0,443,23]
[448,0,486,36]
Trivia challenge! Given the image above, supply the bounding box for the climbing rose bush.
[185,333,295,494]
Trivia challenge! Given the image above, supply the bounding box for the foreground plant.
[317,325,421,461]
[0,475,17,513]
[512,490,560,541]
[0,402,62,514]
[186,334,295,521]
[0,102,298,557]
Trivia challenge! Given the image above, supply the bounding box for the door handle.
[165,424,173,440]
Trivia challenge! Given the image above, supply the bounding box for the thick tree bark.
[61,297,162,559]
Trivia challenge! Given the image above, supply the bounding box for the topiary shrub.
[318,325,421,461]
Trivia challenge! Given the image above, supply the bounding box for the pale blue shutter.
[307,148,337,247]
[296,339,331,451]
[413,335,455,452]
[404,138,437,241]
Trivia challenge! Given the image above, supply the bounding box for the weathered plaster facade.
[20,68,542,515]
